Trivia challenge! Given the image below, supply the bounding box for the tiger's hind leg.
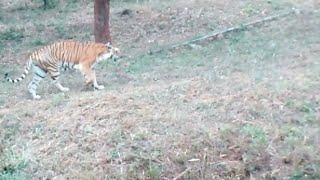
[28,64,47,99]
[49,68,70,92]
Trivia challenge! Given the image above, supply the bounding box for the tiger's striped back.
[30,40,107,71]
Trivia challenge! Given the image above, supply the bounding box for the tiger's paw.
[95,85,105,90]
[61,87,70,92]
[33,95,41,100]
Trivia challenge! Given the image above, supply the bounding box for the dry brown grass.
[1,0,320,179]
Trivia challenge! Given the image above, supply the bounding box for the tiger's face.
[105,42,121,62]
[95,42,121,63]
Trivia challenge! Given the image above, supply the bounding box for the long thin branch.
[148,9,299,55]
[171,9,298,49]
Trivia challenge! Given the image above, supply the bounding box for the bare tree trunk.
[94,0,111,43]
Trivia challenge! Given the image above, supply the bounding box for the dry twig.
[173,167,192,180]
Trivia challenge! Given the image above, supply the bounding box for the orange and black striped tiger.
[5,40,121,99]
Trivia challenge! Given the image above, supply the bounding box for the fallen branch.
[148,8,299,55]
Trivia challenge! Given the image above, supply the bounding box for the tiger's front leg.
[80,65,104,90]
[88,70,104,90]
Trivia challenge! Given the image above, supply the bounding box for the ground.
[0,0,320,179]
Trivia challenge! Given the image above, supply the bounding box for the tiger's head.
[105,42,121,62]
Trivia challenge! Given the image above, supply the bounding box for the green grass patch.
[31,38,46,47]
[0,28,24,42]
[0,147,29,180]
[147,160,163,180]
[51,93,70,107]
[240,124,267,144]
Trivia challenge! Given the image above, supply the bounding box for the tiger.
[4,40,121,99]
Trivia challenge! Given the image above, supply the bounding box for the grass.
[51,93,70,107]
[0,122,29,180]
[0,0,320,179]
[240,124,267,144]
[0,28,24,42]
[147,160,163,180]
[0,154,29,180]
[111,0,171,8]
[31,38,46,47]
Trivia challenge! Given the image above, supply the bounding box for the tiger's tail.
[5,59,32,83]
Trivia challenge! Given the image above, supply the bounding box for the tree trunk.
[94,0,111,43]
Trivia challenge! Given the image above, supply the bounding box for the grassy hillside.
[1,0,320,179]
